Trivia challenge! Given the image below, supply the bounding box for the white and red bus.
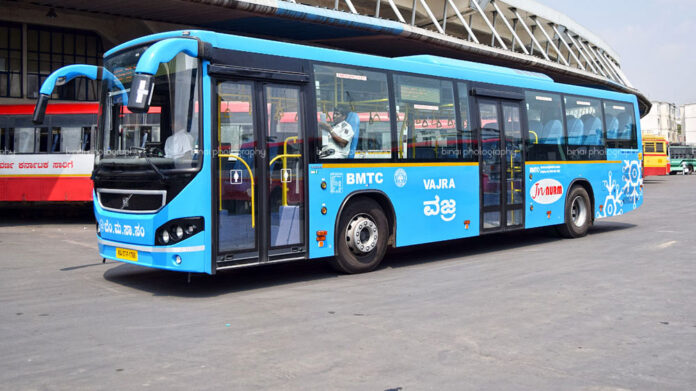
[0,103,97,202]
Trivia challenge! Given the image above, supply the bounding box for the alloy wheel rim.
[345,214,378,255]
[571,195,587,227]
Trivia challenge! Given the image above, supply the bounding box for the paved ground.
[1,176,695,390]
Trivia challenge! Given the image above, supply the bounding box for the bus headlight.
[156,217,204,246]
[174,225,184,240]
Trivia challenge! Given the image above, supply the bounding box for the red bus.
[0,103,97,202]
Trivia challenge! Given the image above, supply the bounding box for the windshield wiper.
[142,154,167,182]
[111,147,168,182]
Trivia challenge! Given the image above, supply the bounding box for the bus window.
[525,91,565,161]
[219,82,254,156]
[604,101,637,149]
[14,128,35,153]
[644,143,655,153]
[394,74,456,160]
[81,127,92,151]
[656,143,664,153]
[60,127,82,152]
[51,127,61,152]
[217,81,256,252]
[313,64,391,159]
[0,128,6,152]
[457,82,476,162]
[564,96,605,161]
[37,128,49,152]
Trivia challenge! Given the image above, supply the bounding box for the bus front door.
[477,98,525,232]
[216,80,306,267]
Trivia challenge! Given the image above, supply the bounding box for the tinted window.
[564,96,603,145]
[81,127,92,151]
[14,128,34,153]
[313,65,391,159]
[644,143,654,153]
[457,82,476,161]
[60,127,82,152]
[525,91,565,161]
[604,101,637,149]
[656,143,664,153]
[564,95,606,160]
[395,75,456,160]
[37,128,49,152]
[0,128,6,152]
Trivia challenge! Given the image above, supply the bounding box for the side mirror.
[32,94,50,124]
[125,37,203,113]
[127,73,155,113]
[33,64,101,124]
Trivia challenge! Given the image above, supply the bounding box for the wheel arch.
[567,178,595,222]
[333,190,396,256]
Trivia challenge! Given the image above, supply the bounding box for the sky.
[536,0,696,105]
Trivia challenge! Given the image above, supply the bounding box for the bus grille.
[97,189,166,213]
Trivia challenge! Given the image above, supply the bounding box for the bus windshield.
[97,45,200,172]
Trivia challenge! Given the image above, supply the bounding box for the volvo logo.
[121,194,134,209]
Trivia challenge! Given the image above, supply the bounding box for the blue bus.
[34,30,644,274]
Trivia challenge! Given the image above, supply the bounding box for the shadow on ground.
[643,177,669,184]
[0,203,94,226]
[102,221,636,298]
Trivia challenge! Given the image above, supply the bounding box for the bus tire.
[557,186,591,238]
[687,165,694,175]
[331,197,389,274]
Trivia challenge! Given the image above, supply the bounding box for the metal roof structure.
[29,0,650,114]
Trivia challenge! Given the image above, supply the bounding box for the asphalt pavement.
[0,175,695,390]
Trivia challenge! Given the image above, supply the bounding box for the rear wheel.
[331,198,389,274]
[557,186,592,238]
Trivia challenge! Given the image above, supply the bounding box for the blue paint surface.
[40,64,98,95]
[525,151,643,229]
[94,67,215,274]
[135,38,199,75]
[308,164,481,259]
[97,30,645,272]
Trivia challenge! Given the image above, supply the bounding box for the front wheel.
[331,198,389,274]
[556,186,592,238]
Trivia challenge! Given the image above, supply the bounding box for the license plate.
[116,247,138,262]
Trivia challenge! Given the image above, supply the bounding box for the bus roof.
[642,135,668,142]
[105,30,638,106]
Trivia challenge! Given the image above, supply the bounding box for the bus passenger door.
[263,84,306,260]
[477,98,525,232]
[215,80,306,267]
[216,80,259,263]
